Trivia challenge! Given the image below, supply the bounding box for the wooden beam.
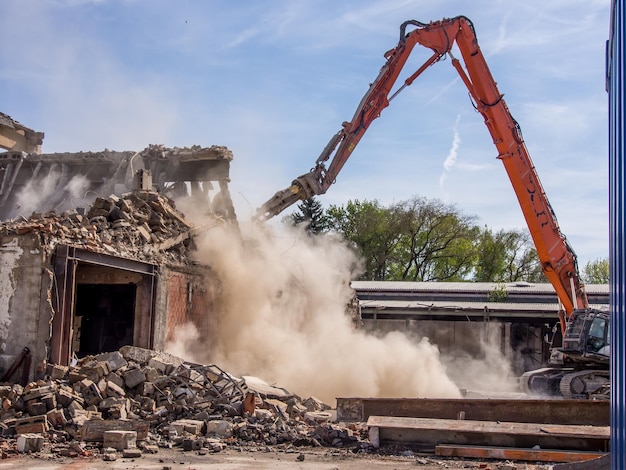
[435,444,607,463]
[366,416,609,452]
[337,397,610,426]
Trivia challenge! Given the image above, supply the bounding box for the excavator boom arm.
[254,16,587,319]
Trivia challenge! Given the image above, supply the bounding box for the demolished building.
[0,117,237,383]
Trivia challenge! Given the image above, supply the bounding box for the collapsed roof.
[0,144,235,221]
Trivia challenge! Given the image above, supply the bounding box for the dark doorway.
[74,284,136,357]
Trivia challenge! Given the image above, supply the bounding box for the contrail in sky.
[439,114,462,191]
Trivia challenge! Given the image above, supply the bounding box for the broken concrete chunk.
[14,415,48,434]
[254,409,274,421]
[16,433,44,453]
[119,345,156,365]
[103,430,137,450]
[304,411,333,424]
[25,400,47,416]
[123,368,146,388]
[148,357,175,375]
[122,448,142,458]
[205,420,233,439]
[106,381,126,398]
[182,437,204,451]
[142,366,160,383]
[46,364,69,380]
[170,419,204,437]
[79,379,103,407]
[82,418,149,441]
[95,351,128,371]
[302,396,331,412]
[242,376,289,398]
[46,409,68,428]
[22,384,56,402]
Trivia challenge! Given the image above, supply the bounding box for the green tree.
[582,258,609,284]
[326,200,403,280]
[287,197,329,234]
[389,197,478,281]
[327,197,480,282]
[473,227,544,282]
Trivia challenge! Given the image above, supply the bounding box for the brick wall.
[164,268,221,343]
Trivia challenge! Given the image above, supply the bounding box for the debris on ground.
[0,189,224,264]
[0,345,373,462]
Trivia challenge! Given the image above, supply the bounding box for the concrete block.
[122,448,142,458]
[68,371,88,384]
[79,379,103,407]
[42,393,57,411]
[141,444,159,454]
[82,418,149,441]
[79,361,110,382]
[136,381,154,396]
[205,438,226,452]
[123,368,146,388]
[103,448,118,461]
[303,396,330,411]
[23,384,56,402]
[205,420,233,439]
[95,351,129,371]
[106,381,126,398]
[56,386,83,407]
[16,433,44,453]
[147,357,174,375]
[107,371,125,389]
[99,397,127,410]
[46,364,69,380]
[14,415,48,434]
[182,437,204,451]
[304,411,333,424]
[119,345,155,364]
[107,403,128,420]
[25,400,47,416]
[46,409,68,427]
[139,396,156,412]
[67,399,85,416]
[103,430,137,450]
[255,409,274,421]
[142,367,160,383]
[70,409,102,426]
[170,419,204,437]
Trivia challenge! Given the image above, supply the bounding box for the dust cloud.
[16,172,90,215]
[440,335,521,395]
[166,220,462,403]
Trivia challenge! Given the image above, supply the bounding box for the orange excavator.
[254,16,609,398]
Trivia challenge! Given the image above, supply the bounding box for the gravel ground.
[0,444,555,470]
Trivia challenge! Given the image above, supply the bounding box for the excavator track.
[559,370,610,399]
[519,367,572,396]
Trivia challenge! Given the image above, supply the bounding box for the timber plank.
[337,397,609,426]
[366,416,609,452]
[435,444,607,463]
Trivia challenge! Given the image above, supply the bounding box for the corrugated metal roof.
[351,281,609,295]
[360,299,609,313]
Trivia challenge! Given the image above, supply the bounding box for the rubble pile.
[0,190,219,263]
[0,346,370,461]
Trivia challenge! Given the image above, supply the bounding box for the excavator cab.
[559,309,610,364]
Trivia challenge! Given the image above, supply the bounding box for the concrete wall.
[0,233,52,381]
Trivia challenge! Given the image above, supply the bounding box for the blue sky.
[0,0,611,267]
